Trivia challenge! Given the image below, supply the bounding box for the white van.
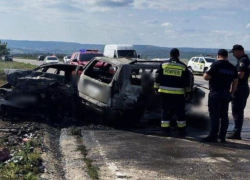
[104,44,139,59]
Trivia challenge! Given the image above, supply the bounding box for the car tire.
[203,67,208,73]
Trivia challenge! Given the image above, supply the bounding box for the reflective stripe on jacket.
[155,58,191,94]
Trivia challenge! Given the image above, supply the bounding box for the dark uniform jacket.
[236,55,250,87]
[206,60,238,92]
[154,58,191,95]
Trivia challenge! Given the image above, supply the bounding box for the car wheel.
[203,67,208,73]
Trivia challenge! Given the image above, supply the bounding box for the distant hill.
[2,39,241,63]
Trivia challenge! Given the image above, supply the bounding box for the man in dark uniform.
[228,45,250,140]
[203,49,238,143]
[154,48,191,136]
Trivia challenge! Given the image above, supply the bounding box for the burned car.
[0,64,80,121]
[77,57,205,125]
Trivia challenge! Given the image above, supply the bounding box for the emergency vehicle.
[187,56,216,73]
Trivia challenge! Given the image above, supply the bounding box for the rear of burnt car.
[0,64,79,121]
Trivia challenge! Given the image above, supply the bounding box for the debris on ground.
[0,148,11,162]
[0,120,45,179]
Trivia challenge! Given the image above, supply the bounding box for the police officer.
[202,49,238,143]
[154,48,191,136]
[228,45,250,140]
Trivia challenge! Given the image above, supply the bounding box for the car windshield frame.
[117,50,137,58]
[205,58,216,63]
[79,53,104,62]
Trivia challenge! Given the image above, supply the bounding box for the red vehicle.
[70,49,104,66]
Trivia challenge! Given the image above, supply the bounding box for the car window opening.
[84,60,118,84]
[130,68,155,86]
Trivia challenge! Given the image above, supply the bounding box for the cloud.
[87,0,134,7]
[133,0,250,11]
[164,30,175,35]
[210,30,234,36]
[246,23,250,28]
[161,22,173,27]
[45,2,81,12]
[200,16,219,20]
[141,20,159,25]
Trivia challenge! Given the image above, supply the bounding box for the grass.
[76,140,99,180]
[0,135,9,146]
[0,61,36,85]
[70,127,99,180]
[0,139,42,180]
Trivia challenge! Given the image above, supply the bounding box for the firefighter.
[228,45,250,140]
[202,49,238,143]
[154,48,191,136]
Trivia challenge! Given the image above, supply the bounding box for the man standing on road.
[154,48,191,137]
[202,49,238,143]
[228,45,250,140]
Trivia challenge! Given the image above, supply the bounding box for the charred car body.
[77,57,205,125]
[0,64,80,121]
[0,58,205,125]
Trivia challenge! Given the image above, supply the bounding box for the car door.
[78,59,117,105]
[198,58,205,72]
[193,58,199,71]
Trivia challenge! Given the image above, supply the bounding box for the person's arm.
[237,58,248,79]
[231,67,239,95]
[238,72,244,79]
[184,66,191,94]
[230,78,238,95]
[203,73,211,81]
[203,64,216,81]
[154,64,163,92]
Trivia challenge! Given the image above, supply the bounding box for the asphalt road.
[14,58,51,66]
[78,127,250,180]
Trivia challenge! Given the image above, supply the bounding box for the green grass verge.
[70,127,99,180]
[0,61,36,85]
[0,139,42,180]
[76,140,99,180]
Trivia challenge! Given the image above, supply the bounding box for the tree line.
[0,40,10,57]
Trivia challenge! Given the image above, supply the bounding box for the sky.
[0,0,250,50]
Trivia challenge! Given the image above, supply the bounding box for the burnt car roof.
[35,63,77,71]
[94,57,132,65]
[93,57,163,66]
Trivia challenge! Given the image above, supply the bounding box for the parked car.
[43,56,59,64]
[63,55,71,64]
[187,56,216,73]
[69,49,104,66]
[37,55,45,61]
[77,57,205,125]
[104,44,140,59]
[4,55,13,61]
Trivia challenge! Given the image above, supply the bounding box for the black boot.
[162,128,171,136]
[218,134,226,143]
[178,127,186,137]
[227,133,242,140]
[201,136,218,143]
